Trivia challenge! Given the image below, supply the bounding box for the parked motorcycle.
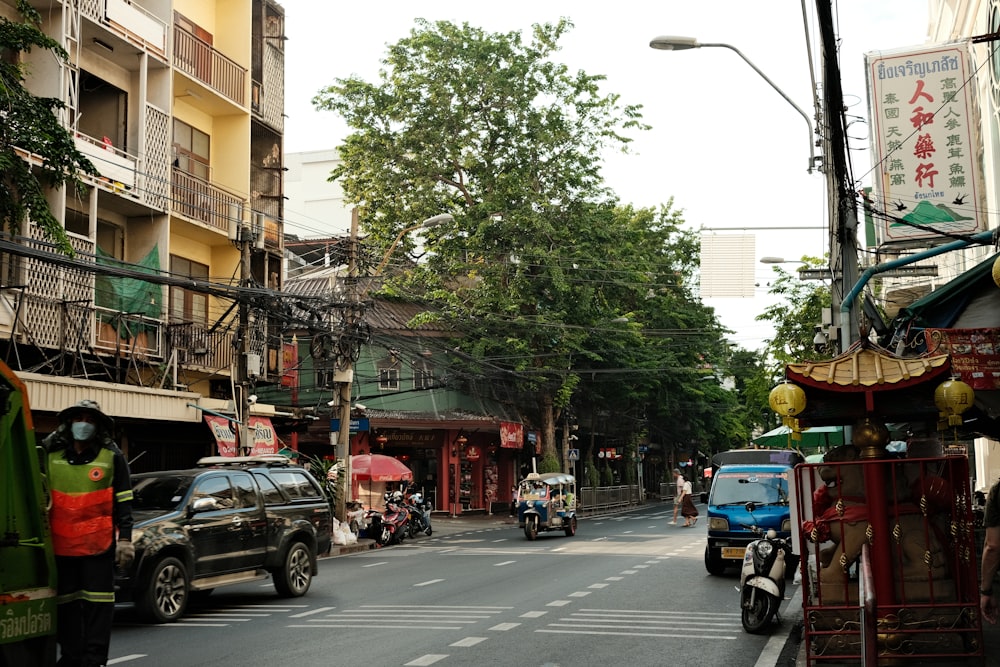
[376,491,410,546]
[406,492,433,538]
[737,501,791,634]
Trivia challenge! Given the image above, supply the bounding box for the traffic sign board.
[568,448,580,461]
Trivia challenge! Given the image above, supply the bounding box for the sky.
[277,0,930,351]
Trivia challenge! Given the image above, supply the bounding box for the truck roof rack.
[196,455,293,468]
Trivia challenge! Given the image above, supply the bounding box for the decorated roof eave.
[785,344,952,393]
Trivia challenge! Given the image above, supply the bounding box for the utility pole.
[334,209,360,521]
[233,210,264,456]
[816,0,860,352]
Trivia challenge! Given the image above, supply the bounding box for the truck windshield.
[711,472,788,506]
[132,475,193,511]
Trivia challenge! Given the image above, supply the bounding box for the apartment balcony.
[166,321,235,377]
[80,0,168,65]
[173,24,246,109]
[171,168,245,234]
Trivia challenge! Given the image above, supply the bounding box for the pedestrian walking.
[670,468,684,525]
[44,400,134,667]
[679,475,699,527]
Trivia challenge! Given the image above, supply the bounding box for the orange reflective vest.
[48,447,116,557]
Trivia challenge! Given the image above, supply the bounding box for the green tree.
[0,0,96,257]
[314,19,653,462]
[756,257,833,367]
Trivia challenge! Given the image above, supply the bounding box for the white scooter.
[737,502,790,634]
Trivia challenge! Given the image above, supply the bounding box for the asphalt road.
[107,503,801,666]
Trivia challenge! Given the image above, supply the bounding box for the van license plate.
[722,547,745,559]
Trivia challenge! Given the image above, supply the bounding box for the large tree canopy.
[0,0,96,256]
[315,19,738,466]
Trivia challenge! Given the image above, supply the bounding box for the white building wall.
[284,149,353,236]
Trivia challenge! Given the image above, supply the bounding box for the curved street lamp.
[649,35,819,174]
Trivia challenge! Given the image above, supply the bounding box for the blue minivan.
[703,450,802,576]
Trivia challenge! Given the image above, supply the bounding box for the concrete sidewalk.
[322,511,518,558]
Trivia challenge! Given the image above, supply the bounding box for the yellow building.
[1,0,287,469]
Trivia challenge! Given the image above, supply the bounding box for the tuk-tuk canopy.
[522,472,575,486]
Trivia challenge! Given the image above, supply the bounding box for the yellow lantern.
[934,378,975,427]
[769,382,806,417]
[992,254,1000,289]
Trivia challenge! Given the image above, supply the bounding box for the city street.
[107,504,797,666]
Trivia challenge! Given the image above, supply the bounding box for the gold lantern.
[769,382,806,417]
[934,378,974,427]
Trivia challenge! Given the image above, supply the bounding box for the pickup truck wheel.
[274,542,313,598]
[137,556,189,623]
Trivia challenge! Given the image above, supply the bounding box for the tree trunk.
[541,392,558,462]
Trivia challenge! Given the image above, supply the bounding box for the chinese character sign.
[866,43,986,244]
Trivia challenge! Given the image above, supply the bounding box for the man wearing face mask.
[44,400,133,667]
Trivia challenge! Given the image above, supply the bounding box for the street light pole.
[649,36,819,173]
[333,211,453,520]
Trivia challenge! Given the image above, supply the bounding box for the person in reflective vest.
[44,400,133,667]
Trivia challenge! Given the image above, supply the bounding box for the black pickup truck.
[116,455,333,623]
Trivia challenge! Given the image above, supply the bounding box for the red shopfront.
[350,421,527,515]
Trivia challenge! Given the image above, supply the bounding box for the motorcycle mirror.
[745,501,757,513]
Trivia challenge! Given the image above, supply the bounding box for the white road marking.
[605,576,623,581]
[289,607,335,618]
[108,655,146,664]
[414,578,444,587]
[632,564,650,569]
[568,592,591,598]
[493,560,516,566]
[492,539,508,543]
[537,628,737,640]
[490,622,520,631]
[550,547,566,552]
[520,611,547,618]
[621,570,638,574]
[161,623,229,628]
[623,530,634,534]
[450,637,488,647]
[362,561,388,567]
[546,600,571,607]
[404,655,448,666]
[588,583,609,589]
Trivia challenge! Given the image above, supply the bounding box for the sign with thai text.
[499,421,523,449]
[924,327,1000,390]
[204,415,237,457]
[866,43,986,245]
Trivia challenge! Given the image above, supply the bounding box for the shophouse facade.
[1,0,290,470]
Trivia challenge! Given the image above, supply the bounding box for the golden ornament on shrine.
[853,416,890,458]
[769,382,806,417]
[934,378,975,427]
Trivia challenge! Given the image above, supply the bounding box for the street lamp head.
[649,35,701,51]
[421,213,454,228]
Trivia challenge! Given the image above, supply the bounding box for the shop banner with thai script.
[499,421,523,449]
[924,327,1000,389]
[866,43,986,245]
[248,416,277,456]
[205,415,237,457]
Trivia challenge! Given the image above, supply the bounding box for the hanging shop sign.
[925,327,1000,390]
[204,415,237,457]
[499,421,523,449]
[248,416,277,456]
[865,42,987,245]
[465,445,481,462]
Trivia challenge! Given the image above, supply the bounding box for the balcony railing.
[94,307,164,359]
[166,321,235,374]
[173,25,246,106]
[171,168,244,233]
